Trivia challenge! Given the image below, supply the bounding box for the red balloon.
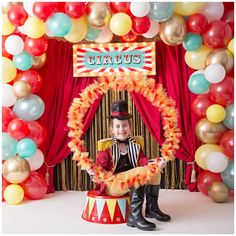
[25,36,48,56]
[65,2,86,18]
[2,177,10,201]
[186,13,208,34]
[203,20,232,49]
[2,36,13,59]
[14,70,43,93]
[21,172,47,200]
[191,93,214,118]
[53,2,66,13]
[220,130,234,159]
[197,170,222,196]
[27,121,47,147]
[209,76,234,106]
[121,30,138,42]
[109,2,131,14]
[2,107,16,132]
[7,118,30,140]
[221,9,234,35]
[8,5,28,26]
[132,16,151,35]
[33,2,56,21]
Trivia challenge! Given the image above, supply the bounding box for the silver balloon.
[13,94,45,121]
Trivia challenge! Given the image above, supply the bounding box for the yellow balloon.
[2,14,16,36]
[4,184,24,205]
[2,57,17,83]
[174,2,205,16]
[64,17,88,43]
[206,104,226,123]
[228,38,234,55]
[109,13,132,36]
[24,17,46,39]
[185,45,212,70]
[195,144,221,170]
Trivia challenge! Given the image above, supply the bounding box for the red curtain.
[37,40,101,193]
[131,40,201,191]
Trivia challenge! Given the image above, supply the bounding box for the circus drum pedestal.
[82,190,130,224]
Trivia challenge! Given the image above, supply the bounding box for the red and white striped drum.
[82,190,130,224]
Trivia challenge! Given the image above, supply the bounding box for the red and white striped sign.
[73,42,156,77]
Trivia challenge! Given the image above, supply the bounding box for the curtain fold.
[37,39,101,193]
[132,40,201,191]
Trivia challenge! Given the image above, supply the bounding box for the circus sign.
[73,42,156,77]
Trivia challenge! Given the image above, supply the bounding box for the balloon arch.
[2,2,234,204]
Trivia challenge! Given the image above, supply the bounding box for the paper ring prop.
[68,75,181,194]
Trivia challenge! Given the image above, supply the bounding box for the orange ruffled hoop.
[67,75,181,192]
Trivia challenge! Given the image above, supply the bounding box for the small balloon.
[186,13,208,34]
[220,131,234,159]
[26,149,44,171]
[65,2,86,19]
[24,36,48,57]
[5,35,24,55]
[95,26,113,44]
[221,160,234,189]
[7,118,30,140]
[85,26,101,42]
[143,20,159,39]
[13,80,31,98]
[7,5,28,26]
[17,138,37,158]
[32,54,47,69]
[24,16,46,39]
[174,2,205,16]
[4,184,24,205]
[188,73,210,94]
[206,151,228,173]
[2,107,16,132]
[2,57,17,83]
[2,156,30,183]
[205,64,226,84]
[13,51,33,71]
[183,33,202,51]
[208,181,229,203]
[223,103,234,130]
[201,2,224,22]
[2,14,16,35]
[227,38,234,55]
[206,104,226,123]
[2,84,17,107]
[2,133,18,160]
[130,2,150,17]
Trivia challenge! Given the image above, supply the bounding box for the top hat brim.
[108,114,132,120]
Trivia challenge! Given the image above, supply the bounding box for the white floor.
[2,190,234,234]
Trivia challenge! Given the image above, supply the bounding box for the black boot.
[145,185,171,222]
[127,185,156,231]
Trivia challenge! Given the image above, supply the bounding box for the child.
[95,100,170,231]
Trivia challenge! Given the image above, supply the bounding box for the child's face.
[111,118,131,141]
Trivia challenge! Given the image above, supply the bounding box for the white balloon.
[143,20,159,38]
[95,26,113,43]
[2,84,17,107]
[23,1,35,17]
[5,35,24,55]
[26,149,44,171]
[130,2,150,17]
[201,2,224,22]
[206,151,228,173]
[205,64,226,84]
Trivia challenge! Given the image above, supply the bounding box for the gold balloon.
[86,2,112,29]
[208,182,229,203]
[195,118,227,144]
[206,49,234,73]
[13,80,31,98]
[160,14,187,46]
[2,156,30,184]
[32,53,47,69]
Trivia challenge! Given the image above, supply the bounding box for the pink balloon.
[26,149,44,171]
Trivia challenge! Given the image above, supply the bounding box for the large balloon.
[13,51,33,71]
[2,107,16,132]
[223,103,234,130]
[186,13,208,34]
[24,16,46,39]
[16,138,37,158]
[209,76,234,106]
[13,94,45,121]
[7,118,30,140]
[208,182,229,203]
[2,57,17,83]
[5,35,24,55]
[148,2,173,22]
[195,118,226,144]
[2,156,30,183]
[204,64,226,84]
[206,151,228,173]
[130,2,150,17]
[2,133,18,160]
[206,104,226,123]
[21,171,47,200]
[201,2,224,22]
[159,14,187,46]
[174,2,205,16]
[85,2,111,29]
[65,2,86,18]
[197,170,222,196]
[202,20,232,49]
[221,160,234,189]
[7,5,28,26]
[33,2,55,21]
[4,184,24,205]
[14,69,43,93]
[24,36,48,56]
[188,73,210,94]
[191,94,214,118]
[2,84,17,107]
[205,49,233,74]
[220,131,234,159]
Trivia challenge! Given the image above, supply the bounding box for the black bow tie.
[117,139,129,144]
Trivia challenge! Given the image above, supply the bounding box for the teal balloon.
[17,138,36,158]
[13,51,33,71]
[13,94,45,121]
[2,133,18,160]
[223,103,234,129]
[183,33,202,51]
[47,13,72,37]
[221,160,234,189]
[148,2,174,22]
[85,26,101,42]
[188,74,210,94]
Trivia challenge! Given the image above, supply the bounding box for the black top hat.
[108,100,132,120]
